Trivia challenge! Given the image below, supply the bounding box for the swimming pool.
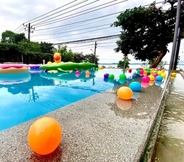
[0,69,137,131]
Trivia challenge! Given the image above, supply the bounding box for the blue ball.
[129,81,142,92]
[156,76,163,82]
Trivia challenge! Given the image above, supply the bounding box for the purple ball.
[104,73,109,78]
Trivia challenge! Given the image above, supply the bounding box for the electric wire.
[32,0,99,25]
[32,23,111,37]
[34,26,116,41]
[32,0,128,27]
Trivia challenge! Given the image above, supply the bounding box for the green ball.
[108,74,114,79]
[119,74,126,79]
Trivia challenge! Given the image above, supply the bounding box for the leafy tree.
[18,41,41,53]
[112,1,184,68]
[40,42,54,53]
[1,30,26,43]
[117,56,130,69]
[57,46,74,62]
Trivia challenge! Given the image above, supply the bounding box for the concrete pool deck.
[0,77,169,162]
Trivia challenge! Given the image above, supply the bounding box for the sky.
[0,0,183,64]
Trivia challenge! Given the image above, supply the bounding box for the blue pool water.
[0,69,138,131]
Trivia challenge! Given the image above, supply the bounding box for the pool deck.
[0,77,169,162]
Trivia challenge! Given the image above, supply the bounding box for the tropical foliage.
[112,1,184,68]
[0,31,98,65]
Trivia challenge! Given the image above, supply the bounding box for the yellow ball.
[157,71,162,76]
[148,75,155,81]
[161,73,166,78]
[171,72,176,77]
[117,87,133,100]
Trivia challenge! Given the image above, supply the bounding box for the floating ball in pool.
[117,87,133,100]
[108,74,114,79]
[104,73,109,78]
[119,74,126,79]
[156,76,163,82]
[148,75,155,81]
[129,82,142,92]
[85,71,90,75]
[28,117,62,155]
[142,76,150,83]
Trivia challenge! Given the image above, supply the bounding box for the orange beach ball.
[117,86,133,100]
[28,117,62,155]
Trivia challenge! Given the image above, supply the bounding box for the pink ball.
[142,76,150,83]
[153,74,158,78]
[75,71,80,75]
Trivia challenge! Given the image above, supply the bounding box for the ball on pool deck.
[117,86,133,100]
[28,117,62,155]
[148,75,155,81]
[129,81,142,92]
[141,76,150,83]
[156,75,163,82]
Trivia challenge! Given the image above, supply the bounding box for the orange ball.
[117,86,133,100]
[28,117,62,155]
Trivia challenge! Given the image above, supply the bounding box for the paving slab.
[0,80,166,162]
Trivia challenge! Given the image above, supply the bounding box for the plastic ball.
[148,75,155,81]
[75,70,80,75]
[156,76,163,82]
[129,82,142,92]
[104,73,109,78]
[85,71,90,75]
[142,76,150,83]
[119,74,126,79]
[117,86,133,100]
[161,73,166,78]
[157,71,162,76]
[153,74,158,78]
[171,72,176,77]
[28,117,62,155]
[108,74,114,79]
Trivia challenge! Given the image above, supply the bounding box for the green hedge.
[0,43,53,64]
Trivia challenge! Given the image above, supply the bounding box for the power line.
[32,23,111,37]
[52,34,120,45]
[24,0,78,24]
[34,11,121,31]
[34,26,114,41]
[33,16,115,35]
[33,0,128,27]
[32,0,99,25]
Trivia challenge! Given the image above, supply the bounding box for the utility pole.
[28,23,30,41]
[94,41,97,64]
[23,23,35,41]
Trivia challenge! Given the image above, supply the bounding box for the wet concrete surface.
[153,73,184,162]
[0,79,166,162]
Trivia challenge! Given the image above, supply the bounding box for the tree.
[117,56,130,69]
[112,1,184,68]
[1,30,26,43]
[40,42,54,53]
[57,46,74,62]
